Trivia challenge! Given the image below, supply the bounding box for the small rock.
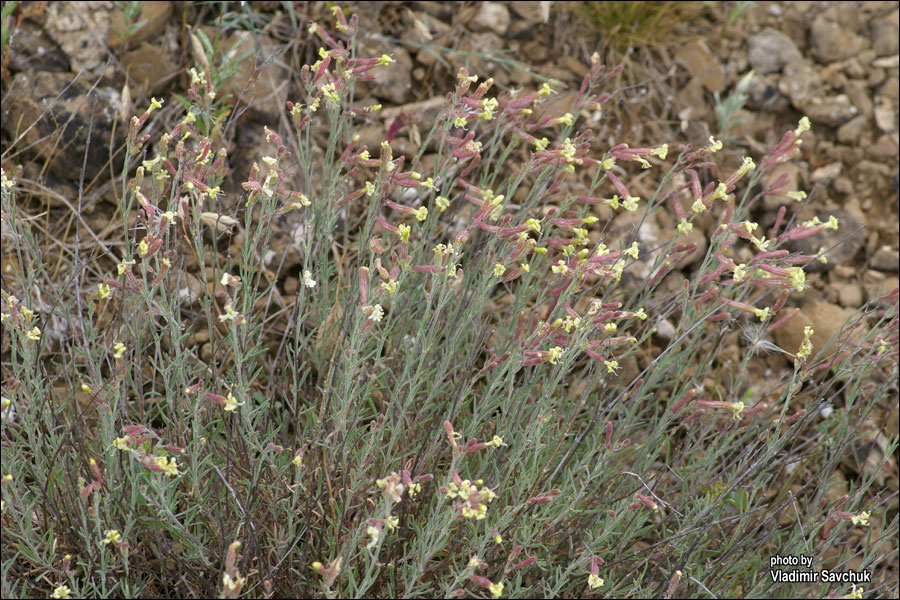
[788,209,865,273]
[675,226,708,267]
[746,74,790,112]
[803,95,858,127]
[121,40,178,97]
[1,71,126,181]
[218,32,289,117]
[871,245,900,272]
[655,318,677,341]
[844,80,874,120]
[780,61,823,109]
[836,115,868,143]
[809,15,866,63]
[747,28,803,74]
[811,162,842,183]
[863,271,899,299]
[773,299,859,364]
[471,2,510,35]
[675,41,724,93]
[364,40,413,105]
[870,10,899,56]
[509,1,551,23]
[836,282,864,308]
[868,133,899,159]
[44,1,113,72]
[873,93,897,133]
[7,20,70,72]
[109,1,172,50]
[283,276,299,295]
[832,176,853,195]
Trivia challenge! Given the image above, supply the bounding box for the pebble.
[836,282,865,308]
[870,10,899,56]
[871,245,900,272]
[472,2,510,35]
[773,299,859,365]
[809,15,866,63]
[747,28,803,74]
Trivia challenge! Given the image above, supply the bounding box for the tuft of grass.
[566,0,705,54]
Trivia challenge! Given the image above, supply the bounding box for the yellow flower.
[691,198,707,213]
[588,573,604,589]
[380,280,399,295]
[728,401,745,420]
[26,326,41,341]
[604,360,619,374]
[292,453,303,466]
[547,346,564,365]
[489,581,504,598]
[366,525,380,549]
[113,342,127,359]
[706,137,723,153]
[788,266,806,292]
[754,307,770,321]
[850,511,870,526]
[479,98,499,121]
[222,572,247,591]
[651,144,668,160]
[493,263,506,277]
[733,264,747,283]
[841,584,863,599]
[365,181,376,197]
[365,304,385,322]
[487,435,505,448]
[138,238,150,257]
[117,259,135,275]
[622,196,640,211]
[321,83,339,104]
[605,323,617,333]
[102,529,122,545]
[736,156,756,177]
[551,261,568,275]
[156,456,179,477]
[677,219,693,235]
[625,242,640,259]
[224,393,239,412]
[97,283,112,300]
[378,54,395,66]
[385,515,399,532]
[113,437,130,450]
[149,97,163,111]
[219,304,240,323]
[396,224,411,243]
[794,116,811,136]
[454,116,468,128]
[414,206,428,221]
[435,196,450,212]
[51,584,72,599]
